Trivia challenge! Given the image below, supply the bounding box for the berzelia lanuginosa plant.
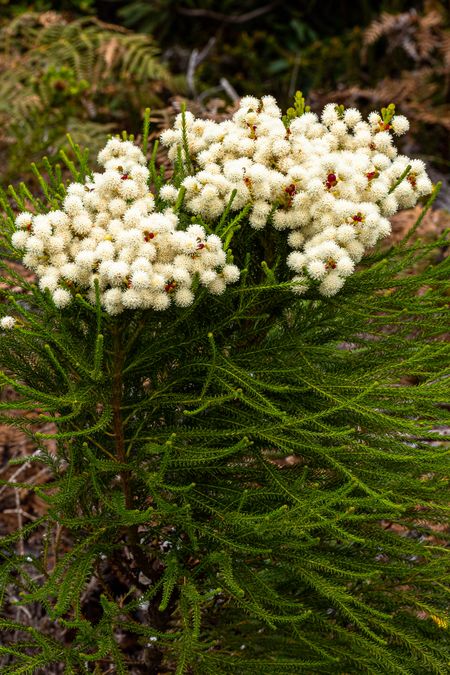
[0,97,448,674]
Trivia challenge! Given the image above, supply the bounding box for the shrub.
[0,97,448,674]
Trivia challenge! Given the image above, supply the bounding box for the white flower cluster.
[0,316,16,330]
[12,139,239,314]
[161,96,432,296]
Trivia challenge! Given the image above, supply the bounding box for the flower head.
[0,316,16,330]
[12,139,238,314]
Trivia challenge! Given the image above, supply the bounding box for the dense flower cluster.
[10,97,432,308]
[12,140,239,314]
[161,96,432,296]
[0,316,16,330]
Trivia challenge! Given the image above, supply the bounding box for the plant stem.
[112,325,150,565]
[111,323,169,670]
[112,324,134,514]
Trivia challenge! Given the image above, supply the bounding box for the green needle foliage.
[0,118,449,674]
[0,12,171,183]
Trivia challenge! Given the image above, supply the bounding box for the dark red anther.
[366,170,379,181]
[144,231,155,242]
[196,242,206,250]
[284,183,297,207]
[325,173,338,189]
[352,213,363,223]
[26,223,32,232]
[325,258,337,270]
[246,123,258,139]
[121,173,130,181]
[165,282,176,293]
[284,184,297,197]
[407,174,417,188]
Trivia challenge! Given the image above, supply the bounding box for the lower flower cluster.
[12,139,239,314]
[160,96,432,296]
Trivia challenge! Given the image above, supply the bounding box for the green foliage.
[381,103,396,125]
[114,1,421,98]
[0,12,171,182]
[0,121,449,673]
[0,0,95,18]
[282,91,310,128]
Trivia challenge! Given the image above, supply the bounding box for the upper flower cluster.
[160,96,432,296]
[12,139,239,314]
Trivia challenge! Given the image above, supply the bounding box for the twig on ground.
[3,507,38,521]
[178,2,279,24]
[220,77,239,102]
[187,37,216,97]
[0,448,42,497]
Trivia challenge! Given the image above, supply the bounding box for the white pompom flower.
[52,288,72,308]
[391,115,410,136]
[0,316,16,330]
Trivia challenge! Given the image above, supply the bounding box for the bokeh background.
[0,0,449,205]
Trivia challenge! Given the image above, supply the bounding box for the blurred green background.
[0,0,448,204]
